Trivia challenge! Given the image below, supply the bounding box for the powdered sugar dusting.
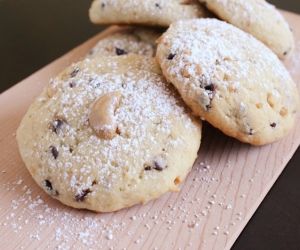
[202,0,287,28]
[1,155,245,249]
[157,18,299,143]
[17,56,200,212]
[199,0,294,58]
[159,19,292,92]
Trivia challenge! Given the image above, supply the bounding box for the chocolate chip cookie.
[199,0,295,59]
[87,26,161,58]
[157,18,299,145]
[89,0,208,27]
[17,55,202,212]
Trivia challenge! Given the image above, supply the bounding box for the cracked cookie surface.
[16,55,202,212]
[156,18,299,145]
[89,0,208,27]
[199,0,294,59]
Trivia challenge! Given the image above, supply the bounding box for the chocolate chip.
[155,3,162,9]
[144,166,152,171]
[75,188,91,202]
[115,47,127,56]
[50,146,59,159]
[95,82,101,88]
[283,51,288,56]
[44,180,53,191]
[249,128,254,135]
[167,53,176,60]
[101,2,105,8]
[92,180,98,186]
[204,84,215,92]
[50,119,64,134]
[116,127,121,135]
[153,161,164,171]
[201,80,216,111]
[270,122,277,128]
[88,49,95,56]
[206,104,212,111]
[144,158,167,171]
[69,81,76,88]
[70,68,80,78]
[43,180,59,196]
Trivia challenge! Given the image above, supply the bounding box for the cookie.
[199,0,294,59]
[16,55,202,212]
[87,26,161,58]
[89,0,208,27]
[156,18,299,145]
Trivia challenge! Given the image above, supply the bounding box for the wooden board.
[0,11,299,250]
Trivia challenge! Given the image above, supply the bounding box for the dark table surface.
[0,1,299,249]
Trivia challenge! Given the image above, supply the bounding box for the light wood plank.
[0,11,299,250]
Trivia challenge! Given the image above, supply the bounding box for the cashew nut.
[89,91,122,140]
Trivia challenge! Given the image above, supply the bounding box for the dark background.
[0,1,299,249]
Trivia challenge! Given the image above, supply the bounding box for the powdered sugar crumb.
[0,162,233,249]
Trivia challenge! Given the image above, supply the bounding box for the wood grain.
[0,11,299,250]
